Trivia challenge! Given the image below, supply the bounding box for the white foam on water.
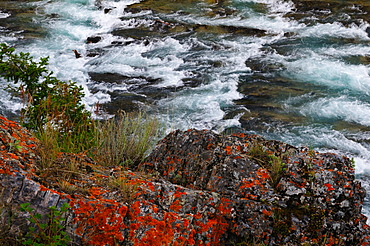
[175,7,301,35]
[0,78,23,117]
[299,96,370,127]
[266,124,370,174]
[283,53,370,94]
[0,33,19,43]
[158,74,244,132]
[244,0,295,15]
[319,44,370,58]
[85,37,188,88]
[355,158,370,174]
[283,93,370,174]
[299,22,370,40]
[359,178,370,224]
[0,11,10,19]
[0,10,20,42]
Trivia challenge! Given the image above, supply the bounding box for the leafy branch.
[20,203,71,246]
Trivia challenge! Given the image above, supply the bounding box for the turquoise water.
[1,0,370,218]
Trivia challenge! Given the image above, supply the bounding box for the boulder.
[0,116,369,245]
[142,129,370,245]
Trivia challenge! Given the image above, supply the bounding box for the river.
[1,0,370,219]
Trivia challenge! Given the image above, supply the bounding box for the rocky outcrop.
[0,116,369,245]
[143,129,370,245]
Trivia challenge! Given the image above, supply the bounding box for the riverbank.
[0,116,369,245]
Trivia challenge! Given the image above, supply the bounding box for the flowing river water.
[1,0,370,219]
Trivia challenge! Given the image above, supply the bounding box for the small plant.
[267,154,286,186]
[92,110,162,167]
[248,143,271,164]
[248,143,286,186]
[8,139,23,152]
[350,157,355,169]
[35,122,62,171]
[19,202,71,246]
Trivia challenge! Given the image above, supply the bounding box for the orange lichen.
[88,187,106,197]
[225,146,232,155]
[256,168,270,180]
[262,209,272,216]
[324,183,335,191]
[71,199,128,246]
[232,133,246,138]
[129,202,195,246]
[170,200,183,212]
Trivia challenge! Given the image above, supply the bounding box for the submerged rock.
[86,36,102,44]
[0,116,369,245]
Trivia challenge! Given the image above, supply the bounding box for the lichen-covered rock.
[0,115,71,242]
[0,117,369,245]
[142,129,370,245]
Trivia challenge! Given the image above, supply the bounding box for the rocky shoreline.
[0,115,369,245]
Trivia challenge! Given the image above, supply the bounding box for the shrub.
[0,43,94,152]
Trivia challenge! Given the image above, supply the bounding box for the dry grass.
[92,110,163,167]
[35,110,162,172]
[32,110,162,200]
[107,174,141,203]
[35,122,62,172]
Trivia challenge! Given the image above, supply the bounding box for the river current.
[1,0,370,219]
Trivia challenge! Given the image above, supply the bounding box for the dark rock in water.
[88,71,162,87]
[87,36,102,43]
[220,25,266,36]
[89,72,132,84]
[72,49,81,58]
[124,7,143,14]
[0,1,47,40]
[104,8,114,14]
[287,0,370,27]
[343,55,370,66]
[0,116,369,245]
[111,15,267,42]
[88,72,168,113]
[112,19,172,40]
[101,92,148,113]
[366,26,370,37]
[86,52,100,57]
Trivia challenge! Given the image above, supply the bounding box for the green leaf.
[22,238,33,245]
[20,203,31,212]
[39,223,48,229]
[29,218,36,224]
